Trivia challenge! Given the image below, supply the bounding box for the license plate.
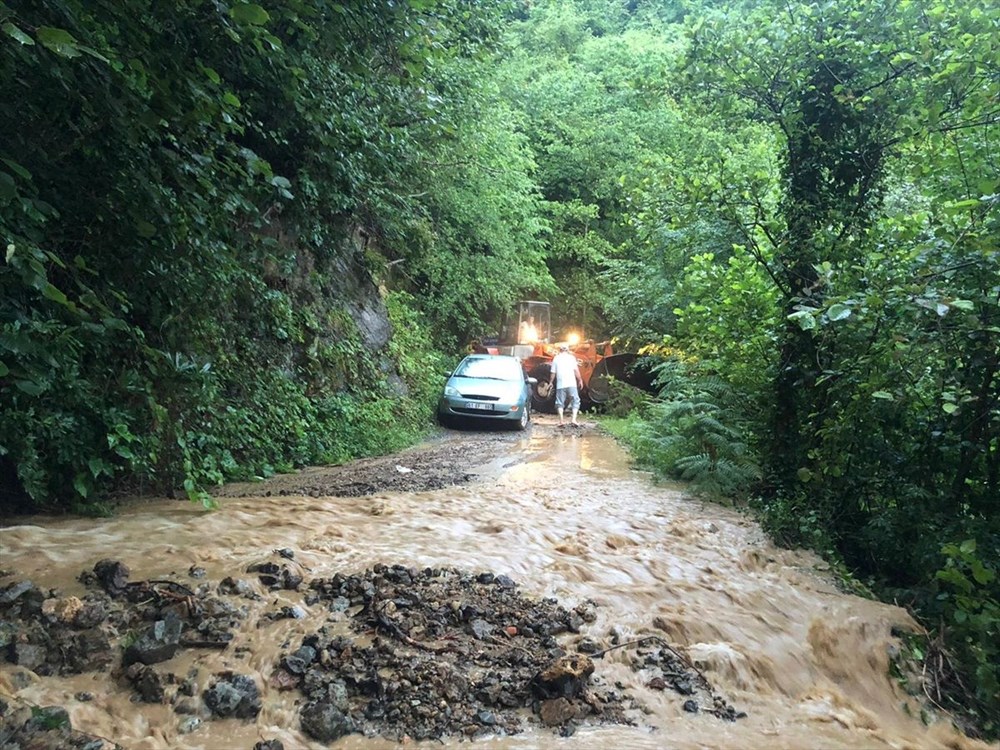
[465,402,493,411]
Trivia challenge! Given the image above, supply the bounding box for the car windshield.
[453,357,522,381]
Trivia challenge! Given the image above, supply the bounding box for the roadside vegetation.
[1,0,997,733]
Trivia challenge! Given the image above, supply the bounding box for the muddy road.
[0,416,987,749]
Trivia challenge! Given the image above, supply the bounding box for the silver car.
[438,354,535,430]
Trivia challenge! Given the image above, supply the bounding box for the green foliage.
[605,357,760,498]
[29,705,70,731]
[934,539,1000,725]
[665,0,1000,728]
[0,0,518,511]
[527,0,997,726]
[386,290,449,430]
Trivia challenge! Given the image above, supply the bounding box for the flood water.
[0,419,987,749]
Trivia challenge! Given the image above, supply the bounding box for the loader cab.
[497,301,551,359]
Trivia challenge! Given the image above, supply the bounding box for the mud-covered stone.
[8,641,47,672]
[93,560,130,596]
[218,577,258,598]
[203,673,261,719]
[300,700,357,742]
[539,697,577,726]
[66,629,113,673]
[247,561,302,591]
[126,663,165,703]
[123,614,182,666]
[0,580,37,605]
[531,654,595,699]
[41,596,83,624]
[173,698,200,715]
[0,620,17,648]
[73,599,109,629]
[282,645,316,675]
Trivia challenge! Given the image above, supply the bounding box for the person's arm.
[574,363,583,390]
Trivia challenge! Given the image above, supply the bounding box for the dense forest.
[1,0,997,732]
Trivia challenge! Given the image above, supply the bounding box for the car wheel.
[438,412,454,429]
[515,404,530,431]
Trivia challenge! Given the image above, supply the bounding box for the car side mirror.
[526,377,538,385]
[443,371,452,377]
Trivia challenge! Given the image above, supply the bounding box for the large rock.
[300,699,357,742]
[41,596,83,624]
[530,654,595,700]
[0,580,37,605]
[66,629,113,673]
[203,673,261,719]
[8,642,47,672]
[126,664,165,703]
[123,614,182,666]
[93,560,130,596]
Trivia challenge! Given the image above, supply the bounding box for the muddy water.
[0,419,984,749]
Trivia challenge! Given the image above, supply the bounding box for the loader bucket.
[587,354,657,405]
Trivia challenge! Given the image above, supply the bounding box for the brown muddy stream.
[0,418,985,749]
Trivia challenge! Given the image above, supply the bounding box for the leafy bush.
[932,539,1000,730]
[603,357,760,498]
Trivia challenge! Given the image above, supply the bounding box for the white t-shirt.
[551,351,579,389]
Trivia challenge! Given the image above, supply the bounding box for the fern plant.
[625,358,761,498]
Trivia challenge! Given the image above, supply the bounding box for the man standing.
[549,344,583,428]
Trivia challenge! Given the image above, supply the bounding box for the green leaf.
[0,171,15,201]
[948,299,974,311]
[36,26,81,58]
[77,45,110,64]
[14,380,44,396]
[136,220,156,238]
[230,3,271,25]
[872,391,893,400]
[222,92,241,108]
[270,175,291,189]
[959,539,976,554]
[827,303,852,321]
[945,198,980,211]
[2,22,34,45]
[0,360,8,377]
[41,282,69,306]
[942,402,958,414]
[788,309,817,330]
[1,158,31,180]
[971,562,995,585]
[73,473,90,498]
[796,467,813,482]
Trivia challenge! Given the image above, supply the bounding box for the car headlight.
[443,385,461,397]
